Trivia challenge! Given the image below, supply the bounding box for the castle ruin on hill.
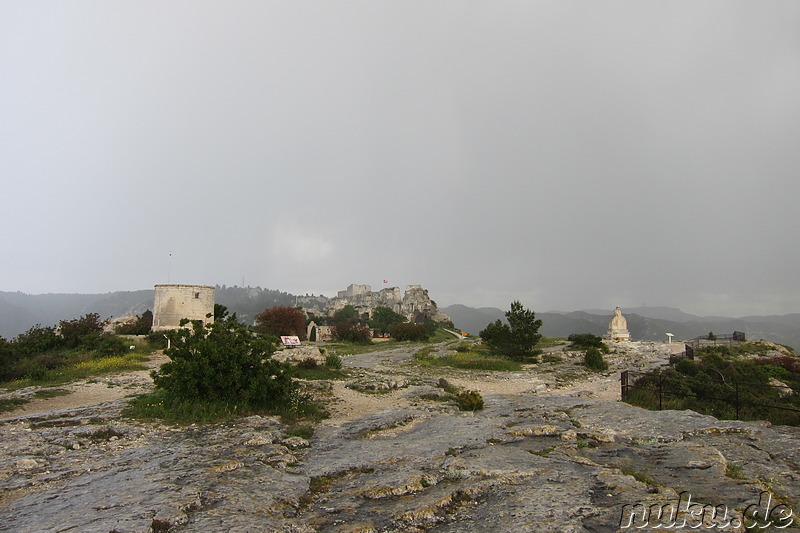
[297,284,451,324]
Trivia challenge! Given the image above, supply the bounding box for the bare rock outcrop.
[1,341,798,532]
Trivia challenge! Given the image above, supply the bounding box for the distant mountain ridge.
[441,304,800,351]
[2,290,798,351]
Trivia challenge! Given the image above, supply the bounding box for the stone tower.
[607,306,631,341]
[152,284,215,332]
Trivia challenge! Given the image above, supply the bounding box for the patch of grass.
[300,467,375,509]
[725,463,746,480]
[415,351,523,371]
[528,446,555,457]
[33,388,71,399]
[0,397,30,413]
[414,346,437,360]
[538,337,569,349]
[1,353,149,390]
[285,423,314,440]
[325,342,399,356]
[428,328,457,343]
[620,464,657,486]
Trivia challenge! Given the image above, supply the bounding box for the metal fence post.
[658,374,663,410]
[735,382,740,420]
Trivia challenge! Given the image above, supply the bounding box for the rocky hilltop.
[298,284,452,325]
[1,340,798,532]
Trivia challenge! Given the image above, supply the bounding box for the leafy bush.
[115,310,153,335]
[151,316,303,414]
[59,313,106,349]
[456,390,484,411]
[368,306,407,334]
[146,331,169,349]
[583,347,608,371]
[674,357,699,376]
[332,305,360,324]
[325,353,343,370]
[255,307,307,339]
[91,333,129,357]
[13,325,62,356]
[568,333,609,353]
[332,322,372,344]
[390,323,431,342]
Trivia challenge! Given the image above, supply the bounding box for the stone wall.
[152,284,215,332]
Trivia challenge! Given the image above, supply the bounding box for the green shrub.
[115,310,153,335]
[568,333,609,353]
[332,322,372,344]
[390,323,431,342]
[325,353,342,369]
[13,325,62,356]
[59,313,106,349]
[150,316,303,415]
[92,334,129,358]
[674,358,699,376]
[456,390,484,411]
[583,347,608,371]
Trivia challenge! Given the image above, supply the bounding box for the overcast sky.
[2,2,799,317]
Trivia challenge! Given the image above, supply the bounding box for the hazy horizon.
[2,2,798,318]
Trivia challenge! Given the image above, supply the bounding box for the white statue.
[607,306,631,341]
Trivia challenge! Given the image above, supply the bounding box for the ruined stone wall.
[300,284,449,324]
[152,284,215,331]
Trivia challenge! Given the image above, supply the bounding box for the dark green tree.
[255,306,306,339]
[390,323,431,341]
[479,301,542,361]
[115,310,153,335]
[59,313,106,349]
[332,322,372,344]
[12,324,62,356]
[332,305,360,324]
[369,306,407,334]
[583,347,609,371]
[214,304,229,321]
[152,316,299,411]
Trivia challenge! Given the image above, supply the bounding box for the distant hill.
[3,291,798,352]
[440,305,800,351]
[0,286,296,339]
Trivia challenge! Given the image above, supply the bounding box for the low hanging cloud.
[270,223,334,264]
